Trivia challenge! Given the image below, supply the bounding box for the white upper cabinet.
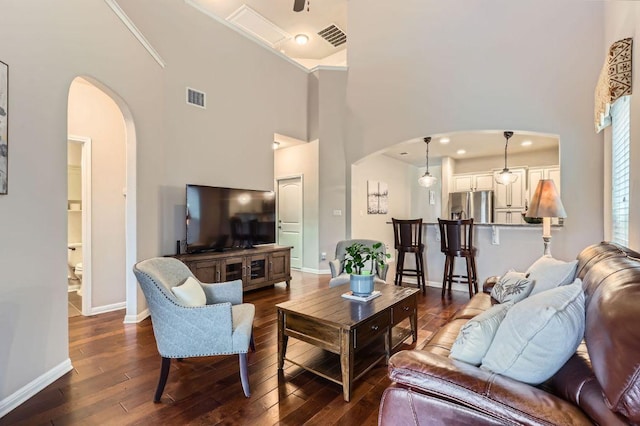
[493,167,526,209]
[452,172,494,192]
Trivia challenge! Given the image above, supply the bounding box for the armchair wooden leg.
[239,353,251,397]
[249,332,256,352]
[154,357,171,403]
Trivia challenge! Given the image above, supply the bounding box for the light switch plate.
[491,226,500,245]
[429,190,436,205]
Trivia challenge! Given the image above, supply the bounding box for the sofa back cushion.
[580,251,640,423]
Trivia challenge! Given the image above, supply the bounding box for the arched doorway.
[67,76,137,320]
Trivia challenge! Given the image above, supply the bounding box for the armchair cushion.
[171,276,207,307]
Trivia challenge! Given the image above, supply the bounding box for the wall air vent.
[318,24,347,47]
[186,87,206,109]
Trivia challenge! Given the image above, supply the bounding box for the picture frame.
[0,60,7,194]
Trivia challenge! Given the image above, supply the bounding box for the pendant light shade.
[418,137,436,187]
[495,131,518,185]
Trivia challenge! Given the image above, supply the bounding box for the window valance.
[594,37,632,133]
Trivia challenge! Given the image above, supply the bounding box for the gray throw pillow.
[526,255,578,296]
[490,271,535,303]
[450,302,514,366]
[481,279,585,384]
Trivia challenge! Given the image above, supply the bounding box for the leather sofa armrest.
[483,275,500,294]
[388,350,591,425]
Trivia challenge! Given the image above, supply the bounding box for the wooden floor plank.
[1,270,468,426]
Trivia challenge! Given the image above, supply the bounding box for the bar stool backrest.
[392,218,423,250]
[438,219,474,257]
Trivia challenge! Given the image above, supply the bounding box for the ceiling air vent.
[318,24,347,47]
[186,87,206,109]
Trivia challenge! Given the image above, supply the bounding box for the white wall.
[351,154,413,258]
[117,0,309,255]
[411,164,443,223]
[68,79,126,308]
[0,0,307,407]
[274,142,319,270]
[345,0,605,260]
[317,69,349,272]
[604,3,640,251]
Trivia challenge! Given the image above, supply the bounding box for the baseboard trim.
[300,267,331,275]
[123,308,149,324]
[401,277,469,293]
[90,302,126,316]
[0,358,73,418]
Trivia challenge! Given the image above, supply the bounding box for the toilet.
[67,243,83,294]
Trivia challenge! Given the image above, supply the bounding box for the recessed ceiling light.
[294,34,309,45]
[457,149,466,155]
[399,152,408,156]
[439,137,450,144]
[521,140,533,146]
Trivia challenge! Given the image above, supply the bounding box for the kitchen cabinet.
[494,168,526,209]
[495,208,525,225]
[528,166,561,223]
[452,172,494,192]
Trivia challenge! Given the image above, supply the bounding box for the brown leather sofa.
[379,242,640,425]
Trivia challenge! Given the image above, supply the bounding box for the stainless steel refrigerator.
[448,190,494,223]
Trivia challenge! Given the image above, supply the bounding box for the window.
[611,96,630,246]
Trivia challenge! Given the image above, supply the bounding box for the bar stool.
[392,218,426,293]
[438,218,478,298]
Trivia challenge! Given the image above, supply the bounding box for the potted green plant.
[344,242,390,296]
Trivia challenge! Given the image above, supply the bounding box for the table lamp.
[526,179,566,256]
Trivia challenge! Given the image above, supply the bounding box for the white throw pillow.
[450,302,514,366]
[527,255,578,296]
[171,276,207,307]
[481,279,585,384]
[490,271,535,303]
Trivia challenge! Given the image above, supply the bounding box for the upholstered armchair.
[328,239,389,288]
[133,257,255,402]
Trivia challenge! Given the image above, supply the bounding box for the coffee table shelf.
[283,336,388,386]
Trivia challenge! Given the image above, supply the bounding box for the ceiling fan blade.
[293,0,305,12]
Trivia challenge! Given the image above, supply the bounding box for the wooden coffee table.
[277,283,419,401]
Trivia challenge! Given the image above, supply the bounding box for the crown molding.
[103,0,166,68]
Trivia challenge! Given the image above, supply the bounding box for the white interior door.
[277,176,303,269]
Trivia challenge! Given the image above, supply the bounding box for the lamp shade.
[418,173,436,187]
[527,179,566,218]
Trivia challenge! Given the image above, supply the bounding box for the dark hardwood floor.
[1,271,468,426]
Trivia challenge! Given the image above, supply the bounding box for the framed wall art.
[367,180,388,214]
[0,60,7,194]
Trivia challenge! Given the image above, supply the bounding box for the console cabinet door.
[269,250,290,282]
[246,253,268,289]
[221,256,245,282]
[188,259,221,283]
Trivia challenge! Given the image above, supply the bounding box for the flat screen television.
[186,184,276,253]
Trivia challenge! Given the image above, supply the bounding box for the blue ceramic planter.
[350,273,375,297]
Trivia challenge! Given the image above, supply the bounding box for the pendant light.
[495,131,518,185]
[418,137,437,187]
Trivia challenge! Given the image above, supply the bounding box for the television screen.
[186,184,276,253]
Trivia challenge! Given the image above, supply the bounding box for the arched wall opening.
[67,76,138,321]
[350,129,561,292]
